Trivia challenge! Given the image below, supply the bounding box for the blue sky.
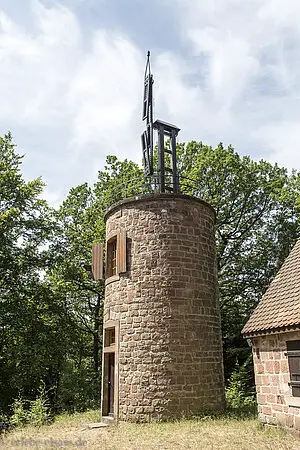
[1,0,300,205]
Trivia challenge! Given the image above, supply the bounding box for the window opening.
[287,340,300,397]
[104,328,115,347]
[107,238,117,278]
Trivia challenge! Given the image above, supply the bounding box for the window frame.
[105,230,127,283]
[287,340,300,398]
[106,236,118,279]
[104,327,116,348]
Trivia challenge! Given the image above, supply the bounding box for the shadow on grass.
[191,405,258,422]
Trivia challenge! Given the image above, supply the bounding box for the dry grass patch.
[1,410,299,450]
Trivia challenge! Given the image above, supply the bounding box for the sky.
[1,0,300,206]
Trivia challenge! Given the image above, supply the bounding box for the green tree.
[50,182,103,373]
[0,133,68,412]
[47,157,144,411]
[177,141,300,378]
[0,133,52,292]
[93,155,144,211]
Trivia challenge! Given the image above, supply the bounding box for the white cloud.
[163,0,300,168]
[154,52,202,121]
[0,0,144,204]
[0,1,81,126]
[43,187,62,209]
[254,122,300,170]
[1,0,300,207]
[67,30,142,157]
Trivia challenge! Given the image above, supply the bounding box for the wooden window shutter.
[92,243,104,280]
[287,340,300,397]
[117,230,127,274]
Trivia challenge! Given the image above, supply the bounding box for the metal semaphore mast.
[141,51,181,194]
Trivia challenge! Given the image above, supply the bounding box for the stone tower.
[95,53,225,422]
[99,193,224,422]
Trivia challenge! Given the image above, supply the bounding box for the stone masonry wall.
[252,330,300,431]
[104,194,225,422]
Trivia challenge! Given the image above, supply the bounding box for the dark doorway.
[108,353,115,415]
[102,324,118,419]
[102,351,116,417]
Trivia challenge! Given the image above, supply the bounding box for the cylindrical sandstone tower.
[101,193,224,422]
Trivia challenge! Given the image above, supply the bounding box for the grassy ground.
[1,409,299,450]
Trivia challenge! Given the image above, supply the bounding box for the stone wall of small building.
[252,330,300,431]
[103,194,225,422]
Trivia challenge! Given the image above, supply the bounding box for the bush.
[55,358,100,413]
[225,358,257,409]
[28,383,51,426]
[10,397,28,428]
[10,383,51,428]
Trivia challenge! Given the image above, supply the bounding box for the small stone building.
[96,192,225,422]
[242,239,300,431]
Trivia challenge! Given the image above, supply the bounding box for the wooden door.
[108,353,115,415]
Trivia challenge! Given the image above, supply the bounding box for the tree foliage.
[0,133,52,293]
[0,133,61,410]
[178,141,299,334]
[178,141,300,377]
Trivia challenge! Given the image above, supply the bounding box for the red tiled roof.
[242,239,300,337]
